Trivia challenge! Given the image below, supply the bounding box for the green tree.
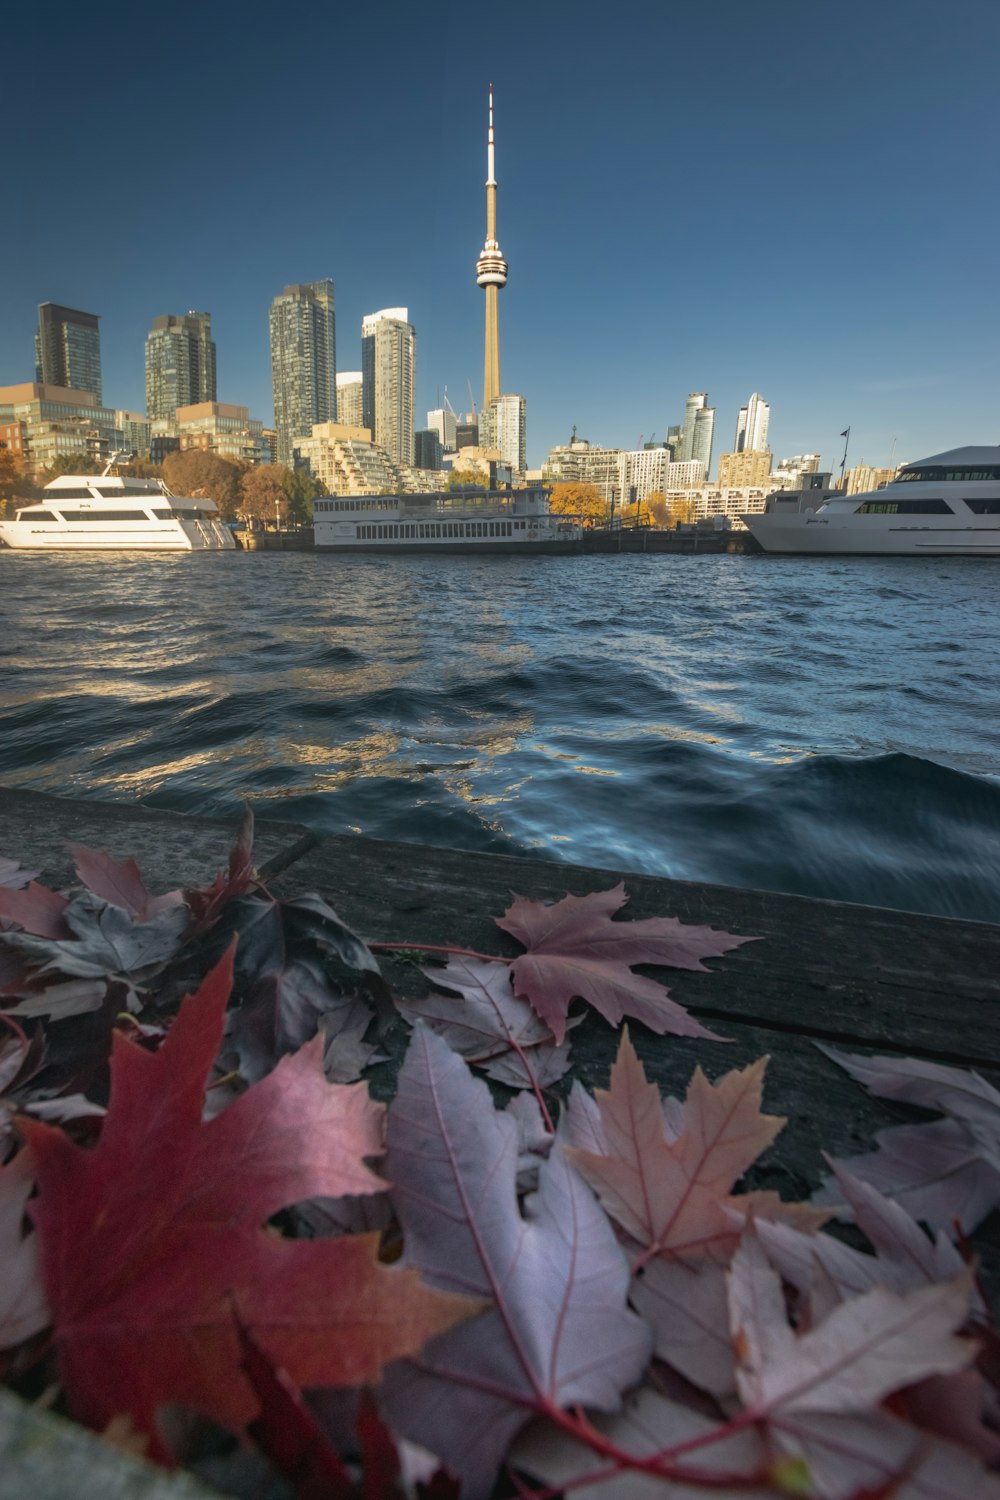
[40,453,96,483]
[446,468,486,490]
[162,450,243,521]
[281,466,324,525]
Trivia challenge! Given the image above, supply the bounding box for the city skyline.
[1,0,997,471]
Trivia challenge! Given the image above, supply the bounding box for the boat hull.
[0,522,235,551]
[314,538,580,555]
[742,517,1000,556]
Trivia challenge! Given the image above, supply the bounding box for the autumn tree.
[0,447,35,516]
[547,482,608,522]
[644,490,669,527]
[162,450,244,521]
[240,464,289,525]
[666,496,697,526]
[40,453,96,483]
[119,458,164,480]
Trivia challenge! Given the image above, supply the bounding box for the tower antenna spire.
[476,84,507,411]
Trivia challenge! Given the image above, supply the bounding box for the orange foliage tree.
[547,482,608,521]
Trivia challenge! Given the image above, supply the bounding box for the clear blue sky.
[2,0,997,471]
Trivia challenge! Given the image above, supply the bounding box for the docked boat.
[0,473,235,551]
[742,446,1000,556]
[312,481,581,554]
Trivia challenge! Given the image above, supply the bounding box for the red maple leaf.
[495,883,750,1044]
[20,946,477,1459]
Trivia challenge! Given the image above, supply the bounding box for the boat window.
[94,485,157,498]
[151,509,177,519]
[854,499,953,515]
[963,499,1000,514]
[61,510,152,522]
[45,487,95,499]
[23,510,56,522]
[895,466,1000,483]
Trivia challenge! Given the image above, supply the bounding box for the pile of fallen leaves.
[2,816,1000,1499]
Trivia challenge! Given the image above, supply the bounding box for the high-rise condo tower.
[475,86,508,411]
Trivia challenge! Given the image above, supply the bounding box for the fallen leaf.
[816,1047,1000,1236]
[0,880,71,938]
[630,1259,736,1399]
[69,843,184,922]
[567,1031,810,1264]
[21,949,477,1456]
[0,1148,49,1351]
[728,1231,998,1498]
[381,1024,652,1500]
[224,891,380,1082]
[0,856,41,889]
[185,804,257,931]
[511,1386,777,1499]
[4,893,188,982]
[495,883,749,1044]
[394,955,576,1091]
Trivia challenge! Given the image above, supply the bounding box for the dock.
[2,787,998,1493]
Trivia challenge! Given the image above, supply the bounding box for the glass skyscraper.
[361,309,415,468]
[145,312,217,420]
[35,303,102,403]
[269,281,337,466]
[675,393,715,476]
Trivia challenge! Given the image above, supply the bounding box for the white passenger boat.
[312,482,581,554]
[0,473,235,551]
[742,446,1000,556]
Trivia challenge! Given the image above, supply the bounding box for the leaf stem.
[0,1011,29,1049]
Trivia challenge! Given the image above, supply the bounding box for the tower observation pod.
[476,84,508,411]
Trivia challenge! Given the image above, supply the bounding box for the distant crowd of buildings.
[1,304,900,526]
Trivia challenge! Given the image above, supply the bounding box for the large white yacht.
[742,446,1000,556]
[312,481,582,554]
[0,472,235,551]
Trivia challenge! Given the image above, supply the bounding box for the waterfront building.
[0,382,122,474]
[455,418,479,450]
[269,280,336,466]
[175,402,269,465]
[661,483,776,527]
[262,428,278,464]
[336,372,363,429]
[35,304,102,403]
[734,392,770,453]
[775,453,820,477]
[361,308,415,467]
[426,407,458,452]
[294,421,404,496]
[481,393,527,475]
[717,449,772,488]
[544,436,705,507]
[674,393,715,475]
[845,462,901,495]
[476,87,508,410]
[150,433,180,465]
[115,410,152,458]
[145,312,216,421]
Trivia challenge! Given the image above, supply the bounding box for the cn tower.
[475,85,508,411]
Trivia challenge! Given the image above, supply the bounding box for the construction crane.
[467,379,477,419]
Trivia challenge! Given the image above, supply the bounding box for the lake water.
[1,549,999,921]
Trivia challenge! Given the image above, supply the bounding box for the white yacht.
[312,481,582,554]
[742,446,1000,556]
[0,473,235,551]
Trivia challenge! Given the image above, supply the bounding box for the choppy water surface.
[1,550,999,920]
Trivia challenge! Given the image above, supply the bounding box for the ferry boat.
[742,446,1000,556]
[312,481,581,554]
[0,472,235,551]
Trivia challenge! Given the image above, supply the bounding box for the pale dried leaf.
[0,1149,49,1350]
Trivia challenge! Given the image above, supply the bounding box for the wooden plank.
[0,788,305,896]
[276,832,1000,1067]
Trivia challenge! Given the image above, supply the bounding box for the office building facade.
[361,308,415,467]
[717,448,772,487]
[145,312,217,421]
[269,280,337,465]
[734,392,770,453]
[426,407,458,452]
[35,304,102,403]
